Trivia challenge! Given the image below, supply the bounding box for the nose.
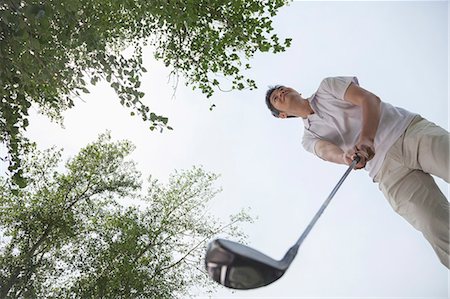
[280,89,287,101]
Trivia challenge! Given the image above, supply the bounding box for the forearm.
[359,95,381,142]
[314,140,346,165]
[343,83,381,144]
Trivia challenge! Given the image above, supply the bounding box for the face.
[269,86,302,118]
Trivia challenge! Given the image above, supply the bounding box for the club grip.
[352,154,361,166]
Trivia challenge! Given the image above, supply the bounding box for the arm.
[314,139,346,165]
[314,139,365,170]
[344,83,381,162]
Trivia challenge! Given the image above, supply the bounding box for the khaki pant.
[374,115,450,268]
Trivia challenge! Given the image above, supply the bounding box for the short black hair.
[265,85,284,117]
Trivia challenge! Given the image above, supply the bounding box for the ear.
[278,112,288,119]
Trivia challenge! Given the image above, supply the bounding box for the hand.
[342,139,375,170]
[355,138,375,161]
[342,150,366,170]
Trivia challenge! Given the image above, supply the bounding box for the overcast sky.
[22,1,449,298]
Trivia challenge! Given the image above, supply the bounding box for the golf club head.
[205,239,287,290]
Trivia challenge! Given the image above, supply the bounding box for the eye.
[276,89,283,98]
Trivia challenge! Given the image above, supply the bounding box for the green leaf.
[0,0,290,185]
[12,172,27,188]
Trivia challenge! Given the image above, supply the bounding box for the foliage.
[0,0,291,186]
[0,133,252,298]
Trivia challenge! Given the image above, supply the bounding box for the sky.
[20,0,449,298]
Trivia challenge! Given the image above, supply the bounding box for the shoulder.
[320,76,359,88]
[318,76,360,100]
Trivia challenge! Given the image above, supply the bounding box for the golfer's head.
[265,85,298,119]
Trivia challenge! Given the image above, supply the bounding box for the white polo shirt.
[301,76,416,179]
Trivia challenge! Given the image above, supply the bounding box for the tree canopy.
[0,0,291,186]
[0,133,252,298]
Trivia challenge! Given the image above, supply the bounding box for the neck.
[294,99,314,119]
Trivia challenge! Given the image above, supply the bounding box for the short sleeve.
[320,76,359,100]
[302,130,319,156]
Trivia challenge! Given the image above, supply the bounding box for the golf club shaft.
[294,157,359,248]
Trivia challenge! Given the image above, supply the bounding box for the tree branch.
[154,217,242,275]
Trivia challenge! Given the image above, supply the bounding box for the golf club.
[205,156,360,290]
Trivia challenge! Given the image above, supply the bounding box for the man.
[265,76,449,268]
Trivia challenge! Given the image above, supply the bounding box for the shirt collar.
[307,93,320,117]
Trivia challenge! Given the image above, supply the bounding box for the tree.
[0,0,291,185]
[0,133,252,298]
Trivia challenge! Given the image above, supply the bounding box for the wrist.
[341,152,351,165]
[359,136,374,144]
